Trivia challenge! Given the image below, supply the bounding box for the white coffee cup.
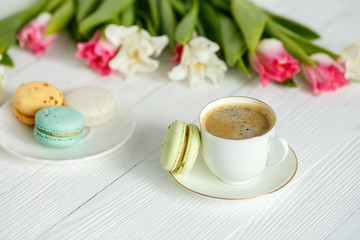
[199,96,288,185]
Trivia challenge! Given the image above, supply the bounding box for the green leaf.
[147,0,159,31]
[195,21,205,37]
[79,0,134,34]
[199,0,220,43]
[46,0,75,35]
[276,78,297,87]
[0,51,14,67]
[160,0,176,48]
[265,19,314,66]
[210,0,230,12]
[0,0,47,53]
[76,0,101,23]
[284,79,297,87]
[137,10,156,36]
[219,14,247,66]
[236,57,250,77]
[136,20,144,29]
[270,20,338,59]
[109,16,122,26]
[267,12,320,40]
[231,0,267,54]
[294,38,338,59]
[67,19,84,41]
[122,5,135,27]
[175,0,199,44]
[218,13,250,77]
[170,0,186,15]
[44,0,64,12]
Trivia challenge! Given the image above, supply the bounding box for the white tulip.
[168,37,227,88]
[105,24,169,81]
[0,55,5,88]
[340,41,360,82]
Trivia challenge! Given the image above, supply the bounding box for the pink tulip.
[251,38,300,86]
[75,30,117,76]
[170,43,184,63]
[302,53,349,96]
[16,13,58,55]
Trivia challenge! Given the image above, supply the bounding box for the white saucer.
[0,97,135,164]
[170,146,298,200]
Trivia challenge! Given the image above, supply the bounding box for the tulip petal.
[188,63,205,88]
[250,38,300,85]
[106,25,168,80]
[105,24,139,47]
[340,41,360,81]
[16,12,59,55]
[168,36,227,88]
[341,42,360,60]
[0,55,4,86]
[168,64,187,81]
[75,29,117,76]
[147,35,169,57]
[302,53,349,96]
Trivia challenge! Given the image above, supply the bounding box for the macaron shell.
[13,106,36,125]
[65,87,117,127]
[34,106,84,148]
[161,120,186,172]
[13,81,64,125]
[35,106,84,133]
[34,128,83,148]
[82,112,115,127]
[175,124,200,174]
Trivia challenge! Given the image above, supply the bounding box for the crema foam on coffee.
[202,102,274,140]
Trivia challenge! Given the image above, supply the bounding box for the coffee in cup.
[201,102,275,140]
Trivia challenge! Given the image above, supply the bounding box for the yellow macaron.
[13,81,64,125]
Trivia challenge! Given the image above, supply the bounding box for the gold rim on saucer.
[169,146,298,200]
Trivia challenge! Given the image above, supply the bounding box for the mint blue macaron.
[34,106,85,148]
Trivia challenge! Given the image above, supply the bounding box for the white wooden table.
[1,0,359,239]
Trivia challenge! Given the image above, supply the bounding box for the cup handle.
[266,136,288,170]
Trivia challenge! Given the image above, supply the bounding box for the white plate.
[170,146,298,200]
[0,98,135,164]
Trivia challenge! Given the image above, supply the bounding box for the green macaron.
[34,106,84,148]
[161,120,201,174]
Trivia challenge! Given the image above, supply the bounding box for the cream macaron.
[64,87,117,127]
